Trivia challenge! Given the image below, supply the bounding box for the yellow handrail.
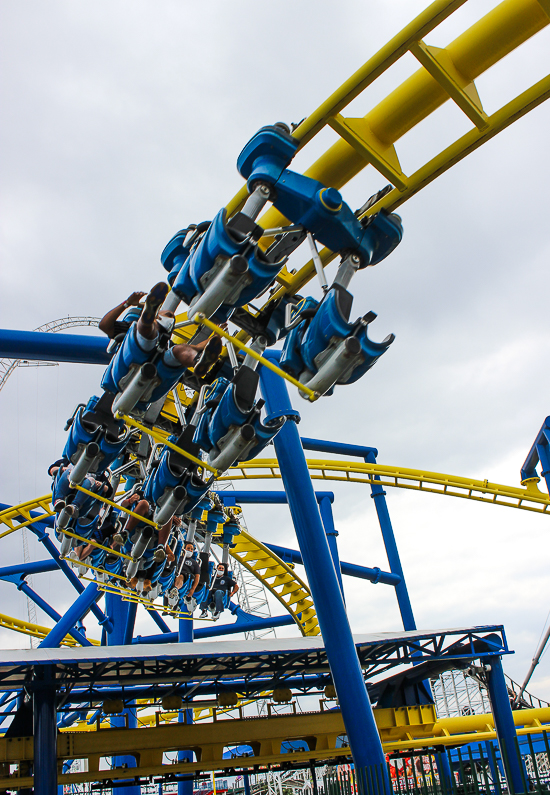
[193,313,318,402]
[117,413,219,475]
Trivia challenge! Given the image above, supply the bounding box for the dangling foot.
[142,282,169,325]
[112,530,127,547]
[199,610,208,619]
[142,579,152,594]
[53,499,66,513]
[153,545,166,563]
[128,577,139,590]
[193,335,223,378]
[211,610,220,621]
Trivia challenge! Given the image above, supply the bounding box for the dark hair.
[47,458,67,476]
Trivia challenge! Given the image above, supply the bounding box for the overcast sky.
[1,0,549,702]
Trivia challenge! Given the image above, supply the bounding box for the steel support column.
[485,654,526,793]
[365,451,416,632]
[318,496,344,597]
[436,748,454,791]
[259,363,390,790]
[178,612,194,795]
[33,664,57,795]
[106,592,141,795]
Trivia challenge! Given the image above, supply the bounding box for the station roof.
[0,626,508,693]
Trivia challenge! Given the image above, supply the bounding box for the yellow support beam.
[2,705,548,790]
[225,458,550,515]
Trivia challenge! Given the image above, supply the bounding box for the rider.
[171,540,201,607]
[99,282,223,378]
[199,562,239,621]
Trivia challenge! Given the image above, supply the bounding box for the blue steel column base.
[260,362,390,790]
[178,611,194,795]
[34,665,58,795]
[435,748,454,792]
[106,593,141,795]
[356,763,392,795]
[485,654,527,794]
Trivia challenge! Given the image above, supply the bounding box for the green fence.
[323,735,550,795]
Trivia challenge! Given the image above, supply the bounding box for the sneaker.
[212,611,220,621]
[168,587,179,600]
[53,499,66,513]
[142,579,152,594]
[142,282,169,325]
[112,531,127,546]
[153,545,166,563]
[199,610,208,619]
[193,335,223,379]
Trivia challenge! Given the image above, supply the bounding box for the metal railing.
[322,735,550,795]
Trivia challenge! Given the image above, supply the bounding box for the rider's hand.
[126,291,146,306]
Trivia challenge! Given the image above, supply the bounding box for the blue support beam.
[293,439,418,630]
[133,611,296,644]
[220,491,334,505]
[0,560,59,581]
[301,437,378,459]
[485,654,527,793]
[26,517,113,633]
[39,583,100,649]
[123,600,138,646]
[148,609,172,635]
[0,328,111,365]
[318,495,344,596]
[0,507,113,634]
[259,361,390,789]
[263,542,400,586]
[19,581,92,647]
[365,451,417,632]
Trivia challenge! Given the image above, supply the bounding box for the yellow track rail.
[224,0,550,304]
[228,528,319,636]
[0,612,99,648]
[225,459,550,515]
[0,495,54,539]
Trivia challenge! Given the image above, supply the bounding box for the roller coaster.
[0,1,549,795]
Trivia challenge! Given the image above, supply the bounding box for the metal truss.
[0,626,509,700]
